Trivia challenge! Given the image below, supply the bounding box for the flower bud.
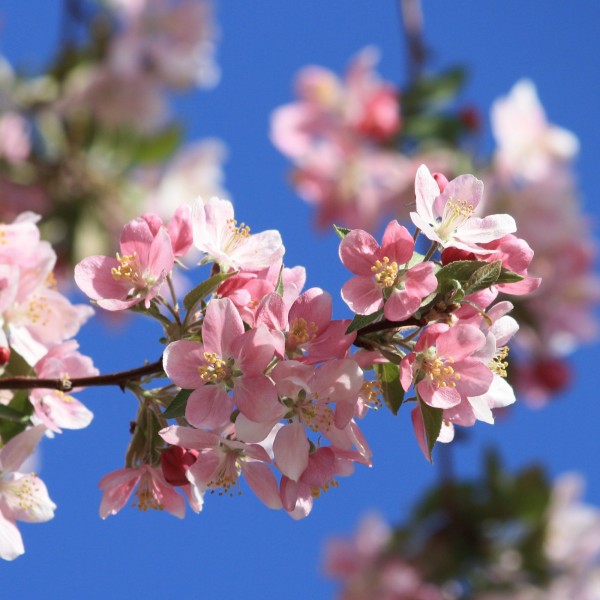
[160,446,199,486]
[432,172,449,193]
[0,346,10,366]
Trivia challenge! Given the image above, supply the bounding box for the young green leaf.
[333,225,352,239]
[183,271,237,311]
[418,394,443,462]
[374,363,404,415]
[346,309,384,334]
[162,389,193,419]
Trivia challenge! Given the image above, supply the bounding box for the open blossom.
[339,219,437,321]
[163,297,280,429]
[99,464,188,518]
[192,197,285,271]
[160,425,282,511]
[29,341,98,433]
[491,79,579,182]
[0,426,56,561]
[400,323,493,410]
[75,215,174,311]
[0,214,93,365]
[410,164,516,252]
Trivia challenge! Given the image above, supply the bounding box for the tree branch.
[0,358,164,392]
[398,0,427,82]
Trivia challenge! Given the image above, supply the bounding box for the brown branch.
[0,358,164,392]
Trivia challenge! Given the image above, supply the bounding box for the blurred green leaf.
[375,363,404,415]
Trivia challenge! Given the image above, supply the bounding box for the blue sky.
[2,2,600,598]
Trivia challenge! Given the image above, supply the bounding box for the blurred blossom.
[106,0,220,89]
[139,139,229,218]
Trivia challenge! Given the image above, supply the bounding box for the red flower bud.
[432,172,449,194]
[160,446,199,487]
[0,346,11,366]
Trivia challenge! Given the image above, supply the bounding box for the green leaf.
[131,126,182,165]
[403,67,466,111]
[496,268,525,285]
[0,404,30,423]
[162,389,192,419]
[183,271,237,311]
[418,394,443,462]
[462,260,502,296]
[333,225,352,239]
[346,309,384,334]
[374,363,404,415]
[275,265,285,297]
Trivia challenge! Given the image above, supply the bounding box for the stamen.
[198,352,230,384]
[288,318,318,345]
[489,346,509,378]
[371,256,399,288]
[111,252,140,283]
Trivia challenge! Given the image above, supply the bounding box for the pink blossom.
[160,425,282,510]
[400,323,493,410]
[75,215,174,311]
[340,220,437,321]
[29,341,98,433]
[98,464,188,518]
[0,112,30,165]
[411,164,516,252]
[163,298,279,429]
[0,426,56,561]
[192,197,285,271]
[491,79,579,182]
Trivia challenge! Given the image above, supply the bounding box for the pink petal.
[163,340,206,389]
[234,375,281,423]
[341,276,383,315]
[381,220,414,265]
[339,229,381,276]
[203,298,244,357]
[414,164,439,224]
[0,513,24,561]
[273,422,309,482]
[185,386,234,429]
[242,461,282,510]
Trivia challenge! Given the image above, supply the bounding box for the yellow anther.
[111,252,140,283]
[289,318,319,345]
[489,346,509,378]
[133,478,164,512]
[423,353,460,389]
[370,256,399,288]
[198,352,230,383]
[226,218,251,239]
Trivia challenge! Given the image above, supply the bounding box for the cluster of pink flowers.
[73,165,535,521]
[483,80,600,404]
[0,213,97,559]
[271,48,418,231]
[61,0,218,133]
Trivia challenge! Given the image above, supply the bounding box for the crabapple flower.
[98,464,187,519]
[410,164,516,252]
[0,425,56,561]
[339,220,437,320]
[400,323,493,410]
[163,297,279,429]
[75,215,174,311]
[29,341,98,433]
[192,197,285,271]
[160,425,281,510]
[492,79,579,182]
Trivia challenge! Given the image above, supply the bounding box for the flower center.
[423,352,460,389]
[12,474,41,511]
[133,475,163,512]
[489,346,509,378]
[289,317,318,345]
[436,197,474,241]
[371,256,399,288]
[198,352,231,384]
[111,252,141,284]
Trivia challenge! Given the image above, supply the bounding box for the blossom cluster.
[0,0,225,266]
[0,213,97,560]
[69,164,535,524]
[273,53,599,406]
[324,470,600,600]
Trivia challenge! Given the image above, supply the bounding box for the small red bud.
[532,358,571,394]
[459,105,481,132]
[0,346,11,366]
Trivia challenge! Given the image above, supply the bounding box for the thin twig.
[398,0,427,82]
[0,358,164,392]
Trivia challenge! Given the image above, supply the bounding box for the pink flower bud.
[356,88,401,141]
[160,446,199,486]
[431,172,449,193]
[532,357,571,394]
[459,105,481,132]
